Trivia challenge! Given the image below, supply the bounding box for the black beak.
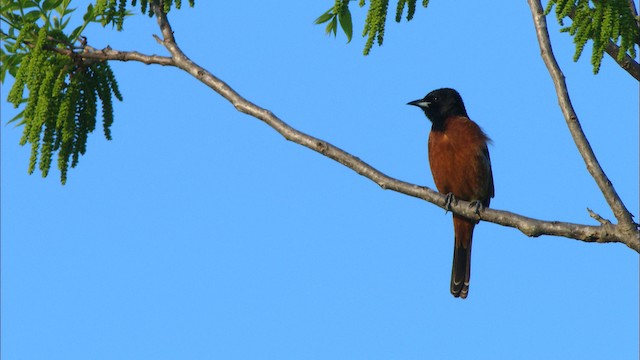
[407,99,430,109]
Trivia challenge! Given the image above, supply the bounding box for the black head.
[407,88,468,126]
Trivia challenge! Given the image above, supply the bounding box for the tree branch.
[51,45,175,66]
[45,3,639,251]
[602,40,640,81]
[527,0,638,242]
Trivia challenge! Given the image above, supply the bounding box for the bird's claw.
[469,200,485,219]
[444,192,457,213]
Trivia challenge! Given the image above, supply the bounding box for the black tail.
[451,215,474,299]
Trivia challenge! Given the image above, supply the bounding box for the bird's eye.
[432,96,439,102]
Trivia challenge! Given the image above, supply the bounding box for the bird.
[408,88,494,299]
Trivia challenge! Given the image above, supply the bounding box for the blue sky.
[2,1,638,359]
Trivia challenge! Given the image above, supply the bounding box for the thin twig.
[40,43,175,66]
[587,208,612,225]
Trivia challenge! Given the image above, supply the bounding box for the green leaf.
[324,15,335,35]
[338,6,353,43]
[10,0,38,11]
[83,3,94,22]
[314,9,334,24]
[1,53,25,82]
[61,5,76,16]
[3,40,15,53]
[330,16,338,36]
[69,25,83,41]
[23,9,42,23]
[60,16,70,30]
[7,108,26,125]
[42,0,64,11]
[1,1,22,13]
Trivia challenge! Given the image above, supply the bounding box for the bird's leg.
[444,192,457,213]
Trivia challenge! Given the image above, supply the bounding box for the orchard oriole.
[408,88,494,299]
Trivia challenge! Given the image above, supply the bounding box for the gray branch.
[603,40,640,81]
[45,3,639,251]
[48,45,175,66]
[527,0,639,248]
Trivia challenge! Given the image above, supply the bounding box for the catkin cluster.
[131,0,195,17]
[7,25,122,184]
[362,0,429,55]
[546,0,639,74]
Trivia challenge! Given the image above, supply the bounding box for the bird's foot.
[468,200,485,220]
[444,192,457,213]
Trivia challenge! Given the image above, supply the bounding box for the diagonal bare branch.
[41,2,639,251]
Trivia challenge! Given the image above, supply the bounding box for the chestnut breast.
[428,116,493,205]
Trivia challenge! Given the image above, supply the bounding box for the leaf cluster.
[315,0,429,55]
[1,0,193,183]
[315,1,354,44]
[545,0,639,74]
